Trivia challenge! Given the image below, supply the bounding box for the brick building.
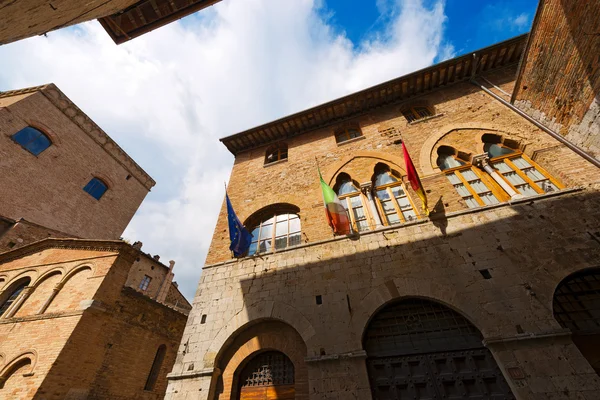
[165,31,600,400]
[0,0,222,45]
[0,84,192,398]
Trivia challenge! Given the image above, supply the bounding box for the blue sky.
[0,0,538,300]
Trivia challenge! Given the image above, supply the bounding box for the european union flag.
[226,193,253,257]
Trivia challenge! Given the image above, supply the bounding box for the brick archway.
[215,320,308,400]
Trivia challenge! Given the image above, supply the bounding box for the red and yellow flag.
[402,143,429,215]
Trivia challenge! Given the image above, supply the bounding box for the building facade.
[0,0,222,45]
[165,34,600,399]
[0,84,192,398]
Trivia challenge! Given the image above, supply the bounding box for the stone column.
[472,153,522,200]
[360,182,383,228]
[37,284,61,314]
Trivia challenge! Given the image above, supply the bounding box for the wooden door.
[238,352,295,400]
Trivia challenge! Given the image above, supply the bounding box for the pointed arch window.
[265,143,288,165]
[334,174,371,232]
[373,164,418,224]
[248,207,301,255]
[11,126,51,155]
[0,278,30,317]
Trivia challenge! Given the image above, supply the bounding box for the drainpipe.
[360,182,383,229]
[472,154,522,200]
[470,78,600,169]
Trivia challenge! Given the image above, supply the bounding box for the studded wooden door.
[238,351,295,400]
[364,299,515,399]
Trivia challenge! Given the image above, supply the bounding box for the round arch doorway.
[364,298,514,399]
[237,351,295,400]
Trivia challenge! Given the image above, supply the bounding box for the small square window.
[335,127,362,144]
[83,177,108,200]
[139,275,151,291]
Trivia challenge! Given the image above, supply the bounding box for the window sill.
[408,113,444,125]
[263,158,288,168]
[336,136,365,146]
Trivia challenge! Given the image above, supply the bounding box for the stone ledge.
[483,329,572,346]
[167,368,216,380]
[305,350,367,363]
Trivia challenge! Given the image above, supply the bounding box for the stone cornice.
[0,84,156,191]
[0,238,136,264]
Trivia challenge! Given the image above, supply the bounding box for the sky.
[0,0,537,300]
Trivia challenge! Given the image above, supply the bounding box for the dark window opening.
[479,269,492,279]
[316,295,322,305]
[201,314,207,324]
[335,127,362,143]
[11,126,52,155]
[402,106,434,123]
[265,143,288,165]
[144,345,166,391]
[0,278,30,317]
[83,177,108,200]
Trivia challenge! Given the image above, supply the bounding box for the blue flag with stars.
[226,193,253,257]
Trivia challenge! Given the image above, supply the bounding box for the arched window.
[0,278,30,317]
[11,127,51,155]
[248,208,301,255]
[335,126,362,144]
[437,146,503,208]
[144,345,166,391]
[483,136,561,196]
[373,164,418,224]
[402,105,434,123]
[83,177,108,200]
[334,174,370,232]
[264,143,288,165]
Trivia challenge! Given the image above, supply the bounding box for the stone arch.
[322,151,408,186]
[0,275,33,317]
[1,270,38,291]
[238,195,301,225]
[45,265,93,313]
[243,203,301,229]
[206,300,316,369]
[22,120,61,146]
[0,350,37,388]
[419,123,528,175]
[351,277,494,351]
[15,269,63,317]
[215,320,308,400]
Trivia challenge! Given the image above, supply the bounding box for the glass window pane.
[503,171,525,185]
[381,200,395,213]
[391,186,406,197]
[402,210,417,222]
[357,220,370,231]
[493,161,512,173]
[259,224,272,239]
[348,129,361,139]
[523,168,545,181]
[275,221,288,236]
[259,239,272,253]
[29,134,52,156]
[465,197,479,208]
[376,190,390,201]
[276,214,289,222]
[479,193,499,205]
[447,173,461,185]
[485,143,515,158]
[516,184,538,197]
[455,184,470,197]
[275,236,288,250]
[289,218,301,233]
[461,169,478,181]
[251,227,260,238]
[512,157,531,169]
[375,172,397,186]
[289,233,301,246]
[338,181,358,195]
[396,196,411,210]
[438,155,464,170]
[386,213,401,225]
[248,241,258,255]
[470,180,488,194]
[350,195,362,207]
[353,206,365,219]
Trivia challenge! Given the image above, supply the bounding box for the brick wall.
[513,0,600,158]
[0,218,73,252]
[0,86,153,239]
[0,0,140,45]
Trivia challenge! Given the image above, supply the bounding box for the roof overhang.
[220,34,528,156]
[99,0,222,44]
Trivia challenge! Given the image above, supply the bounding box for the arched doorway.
[237,351,295,400]
[364,298,514,399]
[553,269,600,374]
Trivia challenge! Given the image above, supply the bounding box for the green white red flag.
[402,142,430,215]
[319,168,351,235]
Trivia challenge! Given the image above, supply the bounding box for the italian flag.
[403,142,430,215]
[319,168,351,235]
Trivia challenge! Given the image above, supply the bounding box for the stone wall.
[0,86,153,239]
[513,0,600,159]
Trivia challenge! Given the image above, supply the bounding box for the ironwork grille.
[365,299,483,357]
[240,351,294,388]
[554,270,600,333]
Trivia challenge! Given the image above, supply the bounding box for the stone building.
[0,84,192,398]
[165,32,600,400]
[0,0,222,45]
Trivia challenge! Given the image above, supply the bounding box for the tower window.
[334,174,371,232]
[11,126,51,155]
[373,164,419,224]
[139,275,151,291]
[83,177,108,200]
[248,212,301,255]
[265,143,288,165]
[402,105,434,123]
[335,127,362,144]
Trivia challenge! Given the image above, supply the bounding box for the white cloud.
[512,13,529,30]
[0,0,452,300]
